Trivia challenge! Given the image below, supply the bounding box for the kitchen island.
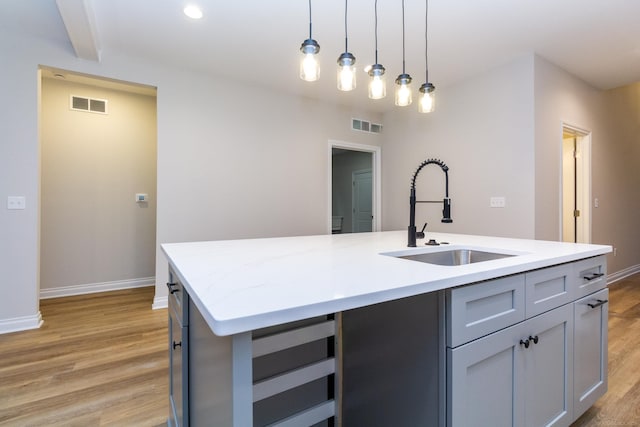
[163,231,611,427]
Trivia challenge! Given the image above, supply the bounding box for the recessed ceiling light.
[183,5,203,19]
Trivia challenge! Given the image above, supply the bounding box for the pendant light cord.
[344,0,349,52]
[374,0,379,63]
[308,0,313,39]
[402,0,406,74]
[425,0,429,82]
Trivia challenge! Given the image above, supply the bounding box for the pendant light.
[418,0,435,113]
[300,0,320,82]
[337,0,356,91]
[395,0,412,106]
[367,0,386,99]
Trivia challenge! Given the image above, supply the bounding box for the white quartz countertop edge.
[162,231,611,336]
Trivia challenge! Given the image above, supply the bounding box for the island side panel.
[189,298,252,426]
[341,291,444,426]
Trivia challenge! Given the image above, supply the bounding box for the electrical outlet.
[7,196,26,210]
[613,247,617,256]
[490,197,506,208]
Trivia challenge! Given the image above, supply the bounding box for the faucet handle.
[416,222,427,239]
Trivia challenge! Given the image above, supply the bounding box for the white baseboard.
[608,264,640,285]
[40,277,155,299]
[0,312,43,334]
[153,295,168,310]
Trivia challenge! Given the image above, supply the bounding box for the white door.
[561,127,591,243]
[352,169,372,232]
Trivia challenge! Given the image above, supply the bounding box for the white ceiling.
[4,0,640,112]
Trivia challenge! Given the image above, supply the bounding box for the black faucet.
[408,159,453,247]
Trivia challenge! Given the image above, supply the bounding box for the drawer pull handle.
[529,335,539,345]
[173,341,182,349]
[520,338,530,349]
[587,299,608,309]
[166,282,180,294]
[583,272,604,281]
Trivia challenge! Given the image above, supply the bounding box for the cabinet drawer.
[447,274,525,347]
[168,269,189,327]
[525,263,573,318]
[573,256,607,298]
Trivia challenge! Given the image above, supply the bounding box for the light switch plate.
[7,196,26,210]
[490,196,506,208]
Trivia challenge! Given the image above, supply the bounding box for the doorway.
[561,125,591,243]
[329,141,381,234]
[39,67,158,299]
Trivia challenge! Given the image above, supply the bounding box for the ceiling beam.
[55,0,101,62]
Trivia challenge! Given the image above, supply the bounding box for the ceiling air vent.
[352,118,382,134]
[70,95,108,114]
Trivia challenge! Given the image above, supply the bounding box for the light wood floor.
[0,287,168,426]
[1,277,639,426]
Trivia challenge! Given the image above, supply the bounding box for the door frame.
[560,123,592,243]
[328,140,382,234]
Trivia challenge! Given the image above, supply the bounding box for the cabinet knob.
[173,341,182,349]
[519,338,530,349]
[529,335,539,345]
[166,282,180,294]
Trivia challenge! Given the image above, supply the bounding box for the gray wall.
[40,77,157,292]
[601,82,640,274]
[381,54,536,238]
[532,56,640,274]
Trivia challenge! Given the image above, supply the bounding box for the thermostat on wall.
[136,193,148,203]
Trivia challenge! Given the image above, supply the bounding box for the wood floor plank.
[0,287,168,426]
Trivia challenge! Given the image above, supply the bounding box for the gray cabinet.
[168,270,189,427]
[573,288,608,417]
[448,303,573,427]
[447,257,607,427]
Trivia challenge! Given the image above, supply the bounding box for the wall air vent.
[352,118,382,134]
[70,95,108,114]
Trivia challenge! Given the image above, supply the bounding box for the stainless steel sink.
[396,249,516,266]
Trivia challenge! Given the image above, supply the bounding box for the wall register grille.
[352,118,382,134]
[70,95,108,114]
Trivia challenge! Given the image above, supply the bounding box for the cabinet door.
[169,308,189,427]
[448,305,574,427]
[448,322,526,427]
[573,288,608,419]
[521,303,573,427]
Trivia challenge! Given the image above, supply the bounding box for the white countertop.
[162,231,611,336]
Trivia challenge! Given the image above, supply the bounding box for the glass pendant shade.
[395,73,412,106]
[368,64,386,99]
[418,82,435,113]
[337,52,356,91]
[300,39,320,82]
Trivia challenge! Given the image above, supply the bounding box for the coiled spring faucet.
[408,158,453,247]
